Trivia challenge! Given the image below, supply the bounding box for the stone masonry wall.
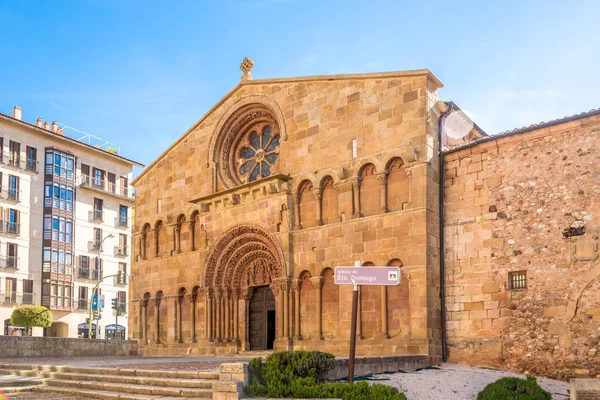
[444,113,600,380]
[0,336,137,358]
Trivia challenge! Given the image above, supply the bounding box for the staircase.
[0,364,218,399]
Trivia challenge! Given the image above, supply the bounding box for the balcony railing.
[2,291,17,304]
[89,240,102,251]
[0,221,20,236]
[114,245,129,257]
[116,274,127,285]
[90,269,102,280]
[78,268,90,279]
[89,209,104,222]
[0,255,19,270]
[0,188,21,202]
[78,175,134,199]
[25,158,39,173]
[22,292,34,305]
[78,299,89,309]
[8,153,21,169]
[115,216,129,228]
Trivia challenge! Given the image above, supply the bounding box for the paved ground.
[375,363,570,400]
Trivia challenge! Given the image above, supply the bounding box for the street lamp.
[88,233,114,340]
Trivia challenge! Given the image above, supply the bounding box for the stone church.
[130,59,600,379]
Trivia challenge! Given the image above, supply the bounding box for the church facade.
[130,65,447,362]
[129,61,600,379]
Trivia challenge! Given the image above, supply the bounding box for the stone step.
[48,371,214,388]
[0,365,219,380]
[45,378,213,398]
[37,386,169,400]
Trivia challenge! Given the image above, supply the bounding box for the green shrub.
[477,376,551,400]
[10,306,52,335]
[244,350,406,400]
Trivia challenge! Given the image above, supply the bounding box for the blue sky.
[1,1,598,174]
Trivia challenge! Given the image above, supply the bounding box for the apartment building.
[0,105,142,339]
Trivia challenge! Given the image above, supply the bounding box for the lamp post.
[88,233,114,340]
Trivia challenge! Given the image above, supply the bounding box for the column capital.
[377,171,389,184]
[310,276,324,290]
[273,277,291,291]
[291,279,302,292]
[311,187,322,200]
[241,286,254,300]
[187,219,196,230]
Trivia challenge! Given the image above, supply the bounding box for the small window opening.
[508,271,527,290]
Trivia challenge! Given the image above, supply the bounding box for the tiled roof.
[0,111,144,167]
[445,107,600,154]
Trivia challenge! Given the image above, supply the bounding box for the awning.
[104,324,125,331]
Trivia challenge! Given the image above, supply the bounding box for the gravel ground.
[373,363,570,400]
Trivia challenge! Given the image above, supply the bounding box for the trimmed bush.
[477,376,551,400]
[10,306,52,335]
[244,350,406,400]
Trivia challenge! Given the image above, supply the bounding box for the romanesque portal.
[201,224,285,351]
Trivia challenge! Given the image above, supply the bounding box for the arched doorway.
[203,224,286,351]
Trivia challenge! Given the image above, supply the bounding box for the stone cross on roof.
[240,57,255,81]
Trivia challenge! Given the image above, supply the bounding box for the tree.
[10,306,52,336]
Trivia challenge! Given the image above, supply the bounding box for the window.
[119,205,128,226]
[5,277,16,303]
[50,248,73,275]
[107,172,116,193]
[26,146,37,172]
[78,286,88,309]
[6,209,19,234]
[44,215,73,243]
[509,271,527,290]
[93,198,103,220]
[236,124,280,182]
[79,255,89,279]
[0,137,3,163]
[81,163,90,185]
[44,182,74,210]
[117,291,127,313]
[8,175,19,201]
[120,176,129,197]
[93,228,102,249]
[7,243,17,268]
[45,149,74,179]
[23,280,33,304]
[9,141,20,167]
[91,257,102,280]
[92,168,104,188]
[118,263,127,284]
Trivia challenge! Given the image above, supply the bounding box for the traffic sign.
[334,266,401,286]
[92,295,98,310]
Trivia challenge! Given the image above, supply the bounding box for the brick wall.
[444,114,600,380]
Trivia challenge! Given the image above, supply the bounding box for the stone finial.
[240,57,254,81]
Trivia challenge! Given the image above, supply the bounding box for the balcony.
[0,188,21,202]
[0,221,20,236]
[88,240,103,252]
[115,216,130,228]
[78,268,90,279]
[0,255,19,270]
[3,153,39,174]
[114,245,129,257]
[90,269,102,280]
[115,274,127,285]
[89,209,104,222]
[78,175,134,201]
[78,298,89,310]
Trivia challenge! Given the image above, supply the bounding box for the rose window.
[236,124,280,182]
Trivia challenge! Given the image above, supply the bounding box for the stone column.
[142,300,148,344]
[191,293,197,343]
[293,279,302,340]
[139,232,146,260]
[174,223,182,254]
[312,187,323,226]
[206,289,213,342]
[310,277,324,340]
[155,297,161,344]
[293,199,302,229]
[380,287,390,339]
[178,295,184,343]
[216,289,223,342]
[188,220,196,251]
[224,289,231,342]
[153,229,159,257]
[272,283,284,339]
[173,299,178,344]
[352,178,361,218]
[378,171,389,214]
[233,289,240,342]
[283,280,290,339]
[243,288,253,350]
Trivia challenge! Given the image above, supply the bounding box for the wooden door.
[249,285,275,350]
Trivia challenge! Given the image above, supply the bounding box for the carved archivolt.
[202,224,285,290]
